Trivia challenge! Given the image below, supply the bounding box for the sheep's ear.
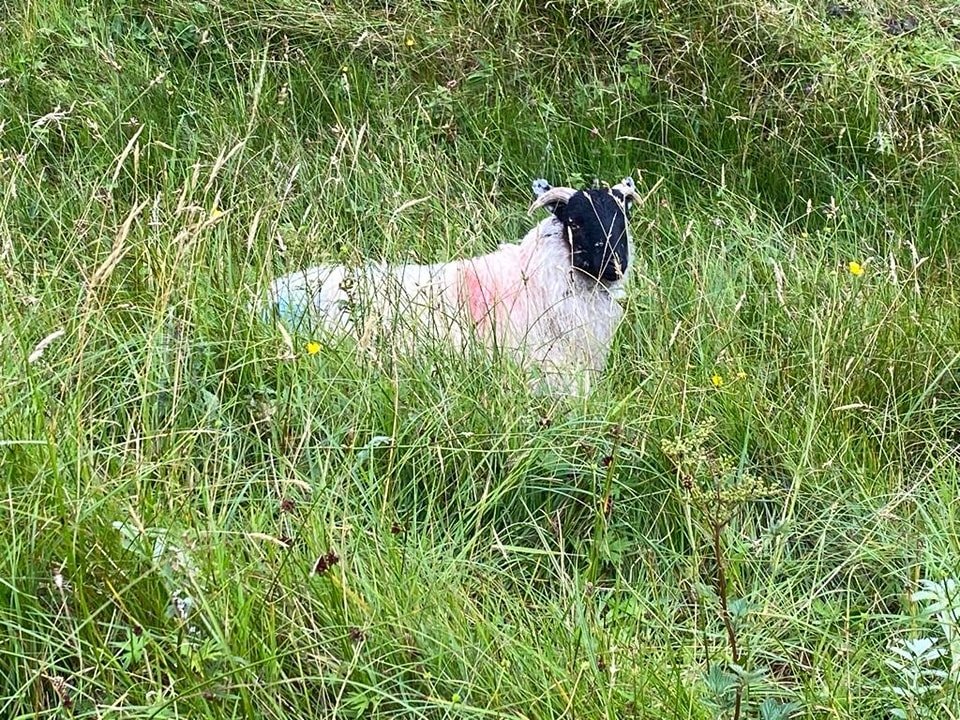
[531,179,561,213]
[532,178,552,198]
[529,180,576,215]
[612,176,640,211]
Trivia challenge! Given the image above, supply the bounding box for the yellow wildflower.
[306,341,321,355]
[405,36,415,47]
[711,374,724,387]
[848,261,864,276]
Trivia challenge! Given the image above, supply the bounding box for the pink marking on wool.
[462,265,492,327]
[459,244,532,336]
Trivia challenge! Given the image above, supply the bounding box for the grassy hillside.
[2,1,960,717]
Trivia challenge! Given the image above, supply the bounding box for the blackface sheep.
[263,177,641,395]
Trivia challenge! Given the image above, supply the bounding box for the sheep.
[262,176,642,395]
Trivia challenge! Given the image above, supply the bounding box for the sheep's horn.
[611,177,641,203]
[528,185,576,214]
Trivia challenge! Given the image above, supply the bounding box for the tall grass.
[2,0,960,717]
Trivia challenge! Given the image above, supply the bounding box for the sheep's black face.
[555,189,632,284]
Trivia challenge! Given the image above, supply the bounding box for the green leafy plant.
[886,578,960,719]
[662,417,784,720]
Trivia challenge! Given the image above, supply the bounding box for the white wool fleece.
[266,215,629,396]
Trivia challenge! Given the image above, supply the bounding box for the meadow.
[2,1,960,717]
